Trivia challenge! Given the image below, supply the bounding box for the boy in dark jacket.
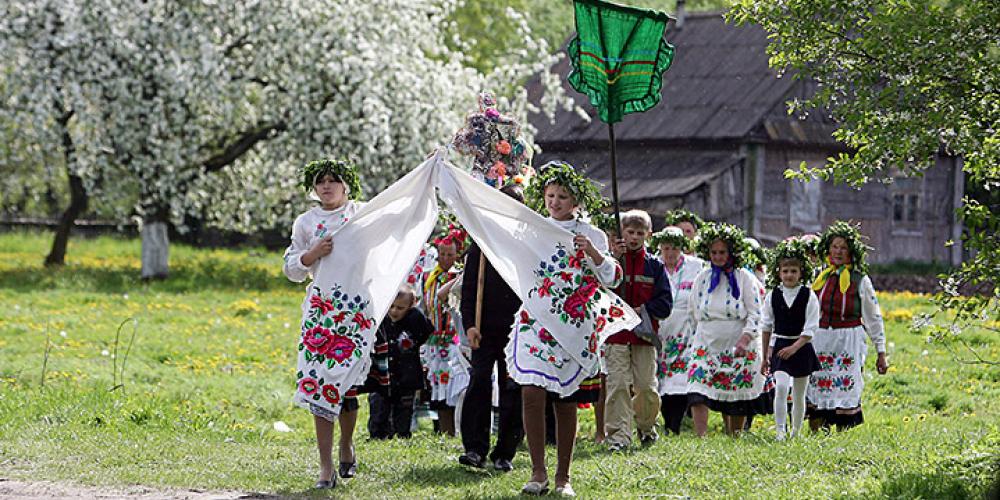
[367,286,434,439]
[606,210,673,450]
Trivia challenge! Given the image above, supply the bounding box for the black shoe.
[639,432,658,447]
[458,451,486,468]
[339,461,357,478]
[493,458,514,472]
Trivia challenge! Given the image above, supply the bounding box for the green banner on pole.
[567,0,675,124]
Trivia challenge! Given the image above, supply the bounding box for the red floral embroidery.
[609,306,624,318]
[299,377,319,395]
[303,326,333,354]
[353,312,373,329]
[327,335,355,363]
[538,328,556,344]
[539,277,555,298]
[310,295,335,315]
[563,293,588,319]
[321,384,340,404]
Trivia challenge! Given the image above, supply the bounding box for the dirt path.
[0,479,271,500]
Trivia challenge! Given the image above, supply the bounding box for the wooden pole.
[608,123,623,237]
[474,252,486,332]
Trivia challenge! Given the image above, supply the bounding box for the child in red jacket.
[606,210,674,450]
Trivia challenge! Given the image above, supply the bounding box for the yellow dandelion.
[902,416,911,423]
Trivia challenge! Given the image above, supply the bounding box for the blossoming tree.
[1,0,572,277]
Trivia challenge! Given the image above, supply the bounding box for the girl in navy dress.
[761,239,821,440]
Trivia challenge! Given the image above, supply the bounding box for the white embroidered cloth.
[437,159,640,395]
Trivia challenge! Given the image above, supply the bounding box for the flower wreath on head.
[432,221,469,255]
[743,237,770,270]
[524,161,607,218]
[299,158,363,200]
[663,208,705,231]
[695,222,752,268]
[814,220,871,275]
[651,226,692,253]
[767,238,815,289]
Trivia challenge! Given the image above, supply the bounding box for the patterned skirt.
[505,320,600,398]
[656,312,695,396]
[685,319,765,403]
[806,326,868,410]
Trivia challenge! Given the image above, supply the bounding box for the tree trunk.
[141,211,170,280]
[44,173,89,267]
[44,103,84,267]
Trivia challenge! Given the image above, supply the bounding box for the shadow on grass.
[877,471,979,499]
[0,265,297,294]
[400,462,495,487]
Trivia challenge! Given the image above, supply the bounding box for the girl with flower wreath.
[508,161,624,496]
[806,221,888,431]
[419,223,468,436]
[651,226,705,435]
[686,222,767,436]
[282,159,367,489]
[760,238,822,440]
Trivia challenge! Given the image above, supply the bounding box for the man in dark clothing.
[368,287,434,439]
[457,185,526,472]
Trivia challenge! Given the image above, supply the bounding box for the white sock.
[773,371,792,437]
[791,376,809,436]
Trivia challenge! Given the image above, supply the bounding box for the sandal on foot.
[521,480,549,495]
[554,483,576,497]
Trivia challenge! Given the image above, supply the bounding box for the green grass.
[1,232,998,498]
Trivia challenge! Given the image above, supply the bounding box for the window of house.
[787,160,823,233]
[892,192,920,222]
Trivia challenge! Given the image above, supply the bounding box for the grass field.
[1,232,998,498]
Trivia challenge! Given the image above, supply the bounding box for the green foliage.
[728,0,1000,360]
[650,226,691,252]
[663,208,705,230]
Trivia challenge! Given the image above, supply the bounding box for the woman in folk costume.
[508,161,627,496]
[651,226,705,435]
[420,223,468,436]
[686,223,767,437]
[282,159,365,489]
[807,221,888,431]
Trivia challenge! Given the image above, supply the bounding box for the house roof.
[527,12,838,147]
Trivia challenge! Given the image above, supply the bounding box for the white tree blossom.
[1,0,571,275]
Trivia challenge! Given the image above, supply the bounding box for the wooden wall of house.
[759,147,960,264]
